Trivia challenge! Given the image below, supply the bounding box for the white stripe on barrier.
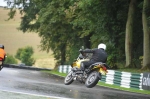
[139,73,143,90]
[121,72,132,77]
[121,72,131,88]
[63,65,67,73]
[59,65,63,73]
[121,79,131,83]
[59,65,72,73]
[105,70,115,85]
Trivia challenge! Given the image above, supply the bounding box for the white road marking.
[0,89,72,99]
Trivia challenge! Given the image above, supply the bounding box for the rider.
[0,44,6,70]
[79,43,107,72]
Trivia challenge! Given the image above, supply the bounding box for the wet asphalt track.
[0,67,150,99]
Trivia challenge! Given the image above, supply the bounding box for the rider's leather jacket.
[81,48,107,63]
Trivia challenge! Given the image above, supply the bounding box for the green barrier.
[58,65,149,90]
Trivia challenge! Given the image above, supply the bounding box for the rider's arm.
[82,48,96,53]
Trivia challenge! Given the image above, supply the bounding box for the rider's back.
[0,48,6,59]
[90,48,107,63]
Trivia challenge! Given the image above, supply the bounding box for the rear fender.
[99,68,107,75]
[88,64,108,79]
[90,68,101,79]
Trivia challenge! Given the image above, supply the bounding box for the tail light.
[102,66,107,71]
[98,64,106,70]
[98,64,107,71]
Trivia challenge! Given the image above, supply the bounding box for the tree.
[15,46,35,66]
[4,54,18,64]
[5,0,146,70]
[142,0,150,69]
[125,0,136,67]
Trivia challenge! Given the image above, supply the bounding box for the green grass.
[43,70,150,95]
[43,70,67,77]
[97,82,150,95]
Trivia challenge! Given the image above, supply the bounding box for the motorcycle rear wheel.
[85,71,99,88]
[64,71,74,85]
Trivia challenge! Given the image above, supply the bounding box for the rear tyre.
[85,71,99,88]
[64,71,74,85]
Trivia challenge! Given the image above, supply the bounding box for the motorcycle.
[0,55,7,71]
[64,46,109,88]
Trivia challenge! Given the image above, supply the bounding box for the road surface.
[0,67,150,99]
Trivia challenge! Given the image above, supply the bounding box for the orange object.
[0,48,6,59]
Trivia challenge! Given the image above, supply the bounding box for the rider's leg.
[81,61,96,70]
[80,61,93,71]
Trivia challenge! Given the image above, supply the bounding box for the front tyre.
[64,71,74,85]
[85,71,100,88]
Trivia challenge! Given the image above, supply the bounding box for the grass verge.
[43,70,150,95]
[97,82,150,95]
[43,70,67,77]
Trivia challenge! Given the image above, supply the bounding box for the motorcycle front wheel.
[85,71,100,88]
[64,71,74,85]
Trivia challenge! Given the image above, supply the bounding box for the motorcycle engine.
[76,74,86,83]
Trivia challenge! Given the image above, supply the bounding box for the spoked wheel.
[64,71,74,85]
[85,71,100,88]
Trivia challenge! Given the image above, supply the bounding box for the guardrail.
[100,70,143,90]
[58,65,72,73]
[58,65,150,90]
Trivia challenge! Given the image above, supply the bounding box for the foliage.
[5,0,150,70]
[15,46,35,66]
[4,53,18,64]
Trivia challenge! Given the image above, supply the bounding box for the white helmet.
[98,43,106,50]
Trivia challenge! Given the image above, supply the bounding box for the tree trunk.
[54,44,66,70]
[60,44,66,65]
[142,0,150,70]
[125,0,136,67]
